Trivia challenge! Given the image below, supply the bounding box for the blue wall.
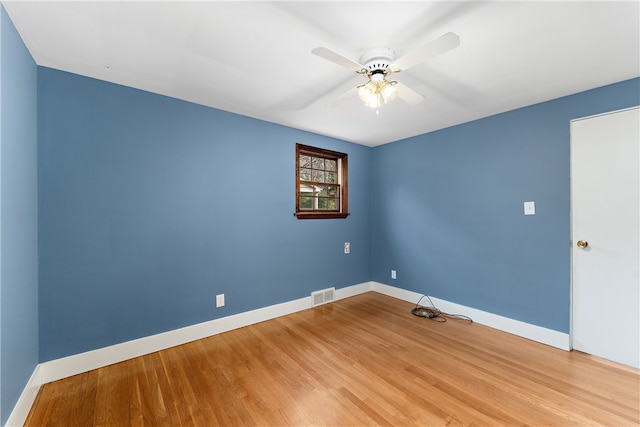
[38,68,371,362]
[36,68,640,363]
[0,5,39,425]
[371,78,640,333]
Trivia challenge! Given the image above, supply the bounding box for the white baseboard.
[372,282,570,350]
[6,280,570,427]
[335,281,374,299]
[37,281,375,385]
[5,365,43,427]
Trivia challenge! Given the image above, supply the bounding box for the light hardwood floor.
[26,292,639,426]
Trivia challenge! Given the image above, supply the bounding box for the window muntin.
[296,144,348,219]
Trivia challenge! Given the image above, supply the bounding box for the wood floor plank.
[93,360,132,427]
[25,292,640,426]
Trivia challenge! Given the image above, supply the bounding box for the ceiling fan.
[312,32,460,110]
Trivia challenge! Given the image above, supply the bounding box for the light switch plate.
[524,201,535,215]
[216,294,225,308]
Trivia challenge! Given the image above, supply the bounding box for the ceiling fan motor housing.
[359,47,396,76]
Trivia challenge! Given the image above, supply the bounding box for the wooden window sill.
[295,212,350,220]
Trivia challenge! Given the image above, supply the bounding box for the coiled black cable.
[411,294,473,323]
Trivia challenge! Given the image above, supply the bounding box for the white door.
[571,107,639,369]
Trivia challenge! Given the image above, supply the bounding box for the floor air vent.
[311,287,335,307]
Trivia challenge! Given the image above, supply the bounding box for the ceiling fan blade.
[327,87,358,107]
[312,47,365,72]
[390,32,460,72]
[395,82,424,105]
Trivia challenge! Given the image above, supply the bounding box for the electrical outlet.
[216,294,225,308]
[344,242,350,254]
[391,270,397,279]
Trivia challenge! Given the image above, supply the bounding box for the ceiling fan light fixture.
[358,85,379,108]
[381,81,398,104]
[358,79,397,108]
[362,91,380,108]
[366,95,381,109]
[370,71,385,83]
[357,83,370,99]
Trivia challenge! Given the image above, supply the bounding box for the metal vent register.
[311,287,335,306]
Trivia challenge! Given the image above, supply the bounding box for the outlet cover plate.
[216,294,225,307]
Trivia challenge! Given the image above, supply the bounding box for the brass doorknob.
[577,240,589,248]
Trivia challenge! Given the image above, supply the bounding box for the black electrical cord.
[411,294,473,323]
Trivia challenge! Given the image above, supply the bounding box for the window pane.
[300,168,311,181]
[326,160,337,172]
[314,196,338,211]
[312,170,325,183]
[300,196,313,209]
[326,171,337,183]
[312,157,324,170]
[300,183,314,193]
[300,155,311,168]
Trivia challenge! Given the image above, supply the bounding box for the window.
[296,144,348,219]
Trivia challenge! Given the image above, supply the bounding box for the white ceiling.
[4,1,639,147]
